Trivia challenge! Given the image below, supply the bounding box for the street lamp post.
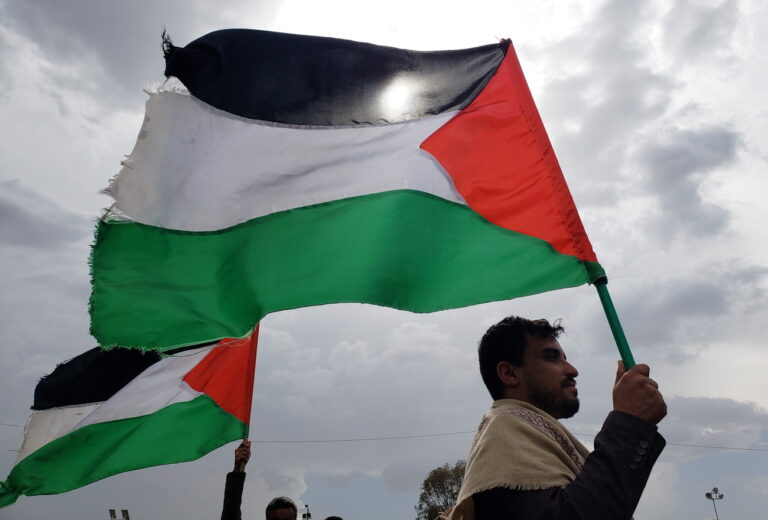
[705,487,724,520]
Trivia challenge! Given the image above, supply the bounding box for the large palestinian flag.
[90,29,604,352]
[0,333,257,507]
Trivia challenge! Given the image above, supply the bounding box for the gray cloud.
[381,455,440,494]
[623,280,727,353]
[262,469,305,495]
[534,0,743,256]
[662,396,768,461]
[661,0,740,64]
[583,260,767,363]
[724,264,768,305]
[639,128,739,179]
[324,470,367,488]
[0,16,13,102]
[0,179,91,248]
[1,0,279,107]
[536,1,675,208]
[637,127,740,240]
[252,317,482,440]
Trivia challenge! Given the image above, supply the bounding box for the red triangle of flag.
[183,328,258,424]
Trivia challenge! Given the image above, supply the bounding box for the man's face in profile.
[516,335,580,419]
[266,508,296,520]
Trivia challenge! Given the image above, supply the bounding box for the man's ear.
[497,361,520,387]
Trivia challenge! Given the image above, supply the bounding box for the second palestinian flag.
[0,333,257,507]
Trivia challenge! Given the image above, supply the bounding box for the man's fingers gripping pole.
[233,439,251,473]
[615,360,626,384]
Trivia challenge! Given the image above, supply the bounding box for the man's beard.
[526,379,580,419]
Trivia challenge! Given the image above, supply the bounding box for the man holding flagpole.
[450,316,667,520]
[221,440,251,520]
[221,440,299,520]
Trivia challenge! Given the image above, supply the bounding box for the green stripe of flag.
[0,395,244,506]
[90,190,604,351]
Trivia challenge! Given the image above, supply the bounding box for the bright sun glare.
[380,77,414,120]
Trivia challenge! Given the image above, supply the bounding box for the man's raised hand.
[233,440,251,473]
[613,361,667,425]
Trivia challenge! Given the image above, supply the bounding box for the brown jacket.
[473,411,665,520]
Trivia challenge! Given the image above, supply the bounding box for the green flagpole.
[594,278,636,369]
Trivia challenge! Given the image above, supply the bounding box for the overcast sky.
[1,0,767,519]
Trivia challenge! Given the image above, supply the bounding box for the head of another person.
[478,316,579,419]
[265,497,298,520]
[324,517,343,520]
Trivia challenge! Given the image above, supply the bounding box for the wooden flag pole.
[594,279,636,369]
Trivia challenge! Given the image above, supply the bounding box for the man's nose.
[565,361,578,378]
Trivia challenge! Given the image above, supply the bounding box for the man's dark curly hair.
[478,316,564,400]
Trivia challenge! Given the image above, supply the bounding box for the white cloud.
[328,340,376,377]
